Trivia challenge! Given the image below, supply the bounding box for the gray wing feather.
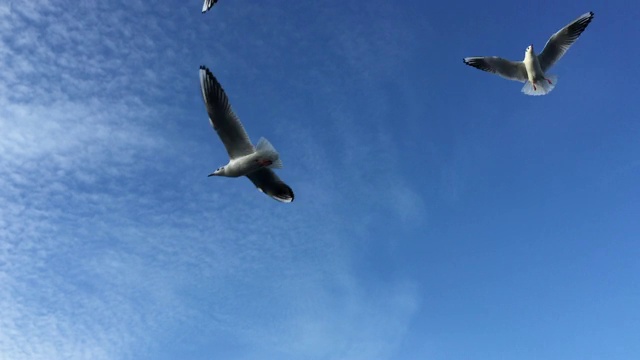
[202,0,219,13]
[538,12,594,72]
[199,66,255,160]
[463,56,527,82]
[246,169,294,203]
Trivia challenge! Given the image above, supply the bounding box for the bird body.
[523,46,543,83]
[521,45,557,95]
[210,138,283,178]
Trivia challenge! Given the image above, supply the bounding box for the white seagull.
[199,66,294,203]
[463,11,594,96]
[202,0,219,14]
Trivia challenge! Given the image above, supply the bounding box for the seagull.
[202,0,219,14]
[199,66,294,203]
[463,11,594,96]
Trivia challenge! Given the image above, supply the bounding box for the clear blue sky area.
[1,0,638,359]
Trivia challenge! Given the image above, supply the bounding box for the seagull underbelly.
[524,54,545,82]
[226,152,279,177]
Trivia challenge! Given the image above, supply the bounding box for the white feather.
[521,74,558,96]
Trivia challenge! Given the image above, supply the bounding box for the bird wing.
[463,56,527,82]
[246,169,294,203]
[538,11,594,72]
[202,0,219,13]
[199,66,255,160]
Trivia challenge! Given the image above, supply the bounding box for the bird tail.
[521,75,558,96]
[255,137,283,169]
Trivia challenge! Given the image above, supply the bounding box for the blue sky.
[1,0,638,359]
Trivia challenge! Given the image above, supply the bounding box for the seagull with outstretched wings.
[199,66,294,203]
[463,11,594,95]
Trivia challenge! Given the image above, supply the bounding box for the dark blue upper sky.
[0,0,638,359]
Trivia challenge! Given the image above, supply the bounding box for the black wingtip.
[579,11,595,24]
[277,186,295,203]
[462,58,477,68]
[585,11,595,21]
[272,182,294,203]
[200,65,216,80]
[569,11,595,34]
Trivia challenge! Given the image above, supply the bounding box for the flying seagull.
[202,0,219,13]
[199,66,294,203]
[463,11,594,96]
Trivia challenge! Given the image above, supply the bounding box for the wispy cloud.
[0,1,422,359]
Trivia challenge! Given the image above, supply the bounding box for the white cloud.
[0,1,422,359]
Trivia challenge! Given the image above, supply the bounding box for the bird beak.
[207,173,215,177]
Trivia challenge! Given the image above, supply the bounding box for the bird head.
[526,44,534,54]
[208,166,225,177]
